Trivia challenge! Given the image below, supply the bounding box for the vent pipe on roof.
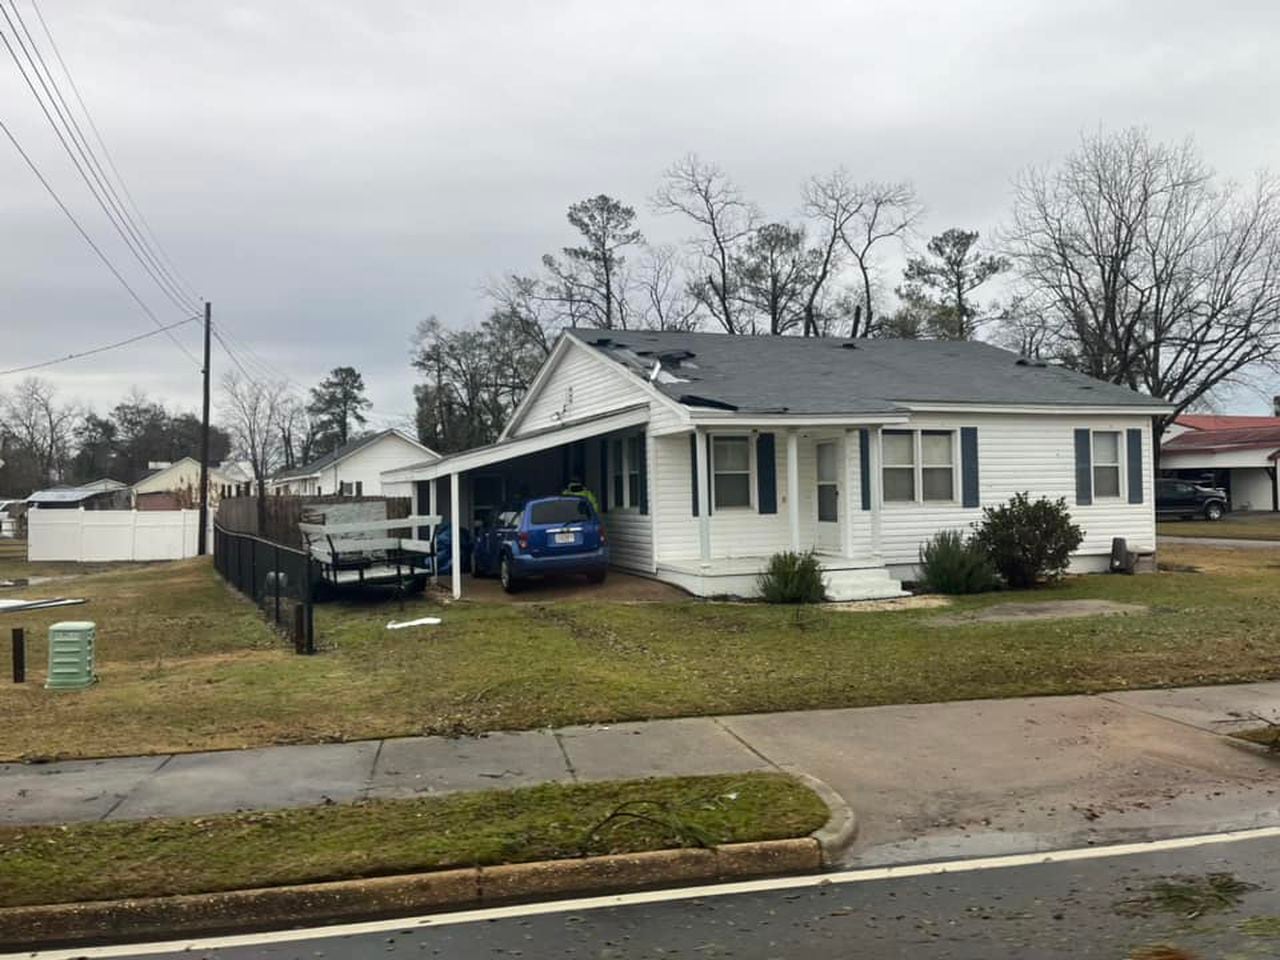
[840,341,859,350]
[1273,395,1280,417]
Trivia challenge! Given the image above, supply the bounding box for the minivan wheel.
[1205,501,1224,521]
[500,555,517,593]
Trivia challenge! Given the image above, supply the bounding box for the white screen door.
[815,440,841,553]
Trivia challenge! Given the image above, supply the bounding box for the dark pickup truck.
[1156,478,1228,521]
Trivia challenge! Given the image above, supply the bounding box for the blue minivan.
[472,496,609,592]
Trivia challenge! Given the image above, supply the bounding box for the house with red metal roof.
[1161,414,1280,512]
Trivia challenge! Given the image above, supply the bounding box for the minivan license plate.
[554,532,576,545]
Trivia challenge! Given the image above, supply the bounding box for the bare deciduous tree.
[220,371,288,533]
[836,181,922,337]
[653,154,760,335]
[635,244,701,331]
[0,377,80,489]
[1006,127,1280,441]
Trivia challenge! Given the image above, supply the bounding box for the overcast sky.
[4,0,1280,424]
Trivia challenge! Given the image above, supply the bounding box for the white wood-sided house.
[269,429,438,497]
[382,330,1171,601]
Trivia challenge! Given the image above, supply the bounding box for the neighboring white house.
[132,457,253,510]
[1161,415,1280,512]
[383,330,1170,601]
[269,429,438,497]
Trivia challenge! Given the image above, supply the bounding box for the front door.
[815,440,841,553]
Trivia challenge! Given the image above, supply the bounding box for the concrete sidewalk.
[4,682,1279,865]
[1160,534,1280,549]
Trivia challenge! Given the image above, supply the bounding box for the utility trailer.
[298,514,442,595]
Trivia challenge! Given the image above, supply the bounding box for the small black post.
[292,603,305,654]
[273,544,281,626]
[11,628,25,684]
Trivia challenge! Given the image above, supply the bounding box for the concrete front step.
[822,566,909,602]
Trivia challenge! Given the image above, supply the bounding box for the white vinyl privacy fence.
[27,509,207,561]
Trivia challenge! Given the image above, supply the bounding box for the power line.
[210,324,261,384]
[0,3,198,316]
[26,0,200,304]
[0,113,200,365]
[0,314,199,376]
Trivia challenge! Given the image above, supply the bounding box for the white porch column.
[450,471,462,599]
[869,426,884,563]
[786,429,801,552]
[843,429,857,559]
[694,428,711,561]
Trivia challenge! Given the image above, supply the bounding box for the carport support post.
[695,427,711,561]
[450,471,462,599]
[786,429,801,552]
[430,476,441,584]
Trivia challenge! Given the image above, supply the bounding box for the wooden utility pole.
[197,301,211,555]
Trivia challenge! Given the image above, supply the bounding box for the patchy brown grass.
[2,542,1279,761]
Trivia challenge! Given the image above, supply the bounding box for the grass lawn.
[0,773,825,907]
[1158,512,1280,541]
[0,538,147,580]
[2,542,1279,761]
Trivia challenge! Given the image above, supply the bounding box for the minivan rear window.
[530,499,592,525]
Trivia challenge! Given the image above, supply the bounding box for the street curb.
[790,771,859,862]
[0,840,822,950]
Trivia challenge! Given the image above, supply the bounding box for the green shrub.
[757,551,827,604]
[917,529,998,594]
[971,492,1084,588]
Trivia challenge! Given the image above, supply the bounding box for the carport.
[380,404,650,599]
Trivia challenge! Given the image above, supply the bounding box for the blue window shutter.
[859,429,871,511]
[1126,428,1143,504]
[756,433,777,514]
[638,434,649,515]
[705,434,714,515]
[960,427,979,508]
[1074,429,1093,506]
[600,438,609,512]
[689,433,698,517]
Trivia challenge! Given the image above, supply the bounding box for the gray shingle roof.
[569,330,1168,415]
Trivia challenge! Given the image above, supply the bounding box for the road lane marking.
[13,823,1280,959]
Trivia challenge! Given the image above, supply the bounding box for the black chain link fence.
[213,521,315,653]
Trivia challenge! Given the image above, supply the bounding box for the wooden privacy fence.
[216,495,411,548]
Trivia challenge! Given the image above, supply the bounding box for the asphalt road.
[28,832,1280,960]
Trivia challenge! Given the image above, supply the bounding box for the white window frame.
[609,432,645,512]
[880,428,959,506]
[1090,429,1124,501]
[710,433,756,511]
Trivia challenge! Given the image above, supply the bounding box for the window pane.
[628,473,640,506]
[1092,431,1119,465]
[816,442,838,482]
[612,474,624,507]
[883,431,914,466]
[1094,465,1120,498]
[921,431,953,466]
[530,500,591,524]
[922,467,954,501]
[883,467,915,502]
[714,436,750,471]
[817,484,838,522]
[714,473,751,508]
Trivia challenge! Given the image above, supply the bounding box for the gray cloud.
[4,0,1279,417]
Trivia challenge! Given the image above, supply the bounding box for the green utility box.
[45,621,97,691]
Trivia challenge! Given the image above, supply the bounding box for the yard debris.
[385,616,442,630]
[0,597,87,613]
